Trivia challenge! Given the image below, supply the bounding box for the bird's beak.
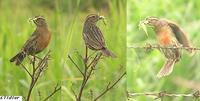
[99,16,105,20]
[99,16,106,25]
[143,20,149,25]
[28,17,37,22]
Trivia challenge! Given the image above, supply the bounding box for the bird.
[82,14,116,58]
[143,17,193,78]
[10,16,51,65]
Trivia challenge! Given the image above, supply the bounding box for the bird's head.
[143,17,163,28]
[29,16,47,27]
[85,14,105,24]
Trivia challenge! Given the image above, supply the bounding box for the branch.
[43,83,61,101]
[93,71,126,101]
[19,51,51,101]
[68,55,84,76]
[128,91,200,100]
[21,63,32,78]
[76,51,102,101]
[71,85,78,100]
[128,45,200,50]
[69,46,124,101]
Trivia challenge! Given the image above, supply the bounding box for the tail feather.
[157,59,176,78]
[101,48,116,58]
[10,52,26,65]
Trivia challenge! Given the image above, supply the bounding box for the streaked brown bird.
[10,16,51,65]
[83,14,116,58]
[143,17,193,78]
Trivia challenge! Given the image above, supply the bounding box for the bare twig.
[76,47,102,101]
[128,91,200,100]
[20,63,32,78]
[71,85,78,100]
[93,71,126,101]
[128,45,200,50]
[68,55,84,76]
[90,90,94,101]
[19,50,60,101]
[25,51,50,101]
[43,83,61,101]
[69,46,124,101]
[38,90,42,101]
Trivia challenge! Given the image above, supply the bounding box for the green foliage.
[0,0,126,100]
[127,0,200,101]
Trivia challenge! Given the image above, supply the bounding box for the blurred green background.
[127,0,200,101]
[0,0,126,101]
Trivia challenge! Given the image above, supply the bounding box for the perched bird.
[143,17,193,78]
[82,14,116,58]
[10,16,51,65]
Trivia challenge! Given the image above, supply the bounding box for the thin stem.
[77,53,102,101]
[43,84,61,101]
[87,54,99,68]
[25,51,51,101]
[93,72,126,101]
[128,91,200,98]
[26,56,36,101]
[128,45,200,50]
[68,55,84,76]
[77,47,89,101]
[20,63,32,78]
[85,46,88,62]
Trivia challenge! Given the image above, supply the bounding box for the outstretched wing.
[167,21,193,53]
[167,21,191,47]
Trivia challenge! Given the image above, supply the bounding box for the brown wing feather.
[91,25,106,46]
[22,31,38,55]
[167,21,193,53]
[167,21,191,47]
[83,24,106,50]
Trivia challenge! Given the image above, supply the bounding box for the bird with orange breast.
[143,17,193,78]
[10,16,51,65]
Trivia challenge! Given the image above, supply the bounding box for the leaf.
[139,21,148,37]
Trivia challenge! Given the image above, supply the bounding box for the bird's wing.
[167,21,191,48]
[83,25,106,50]
[91,25,106,46]
[22,31,39,54]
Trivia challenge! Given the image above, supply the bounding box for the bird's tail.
[157,59,176,78]
[101,48,117,58]
[10,51,26,65]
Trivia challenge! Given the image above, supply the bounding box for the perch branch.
[43,83,61,101]
[128,91,200,100]
[93,71,126,101]
[68,55,84,76]
[128,45,200,50]
[24,51,50,101]
[70,46,125,101]
[76,48,102,101]
[19,50,61,101]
